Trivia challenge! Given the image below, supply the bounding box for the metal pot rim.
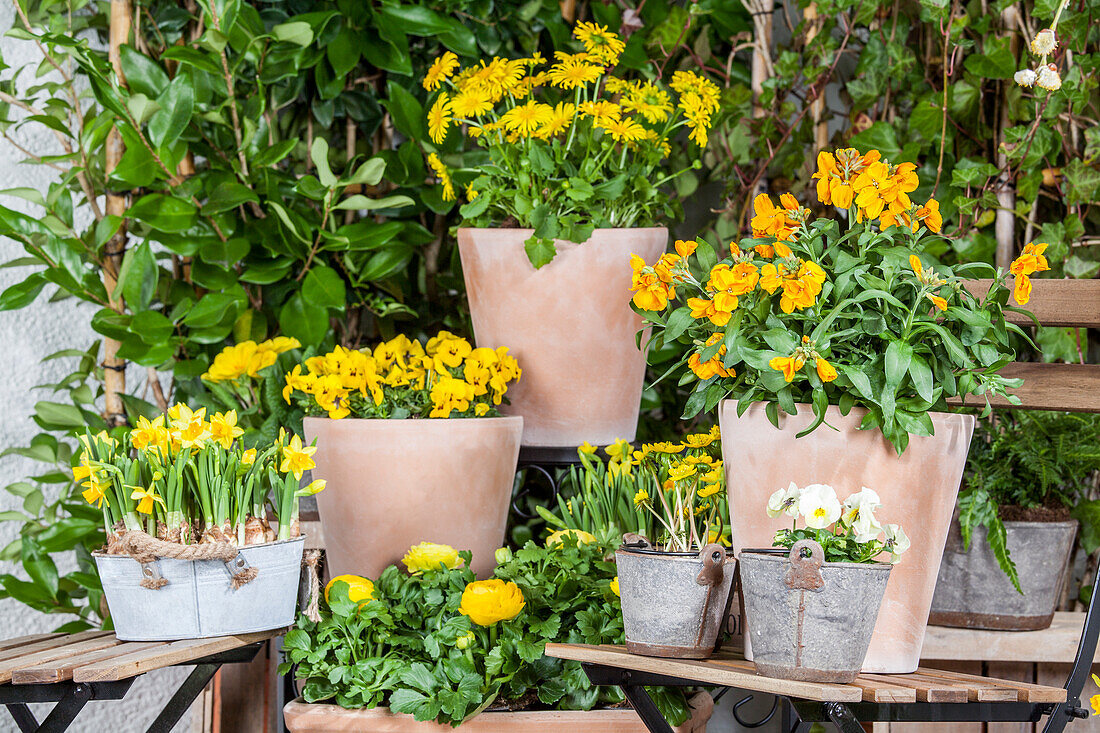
[616,546,729,559]
[739,548,893,570]
[92,534,306,558]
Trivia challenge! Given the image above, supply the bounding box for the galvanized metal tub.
[616,541,736,659]
[930,519,1077,631]
[95,536,305,641]
[740,541,892,683]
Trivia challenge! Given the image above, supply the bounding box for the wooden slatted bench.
[0,629,278,732]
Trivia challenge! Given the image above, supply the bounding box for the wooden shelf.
[921,612,1094,663]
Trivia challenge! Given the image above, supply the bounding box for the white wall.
[0,6,191,730]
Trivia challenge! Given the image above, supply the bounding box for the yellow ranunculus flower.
[610,577,620,597]
[456,631,475,650]
[459,579,525,626]
[545,529,597,548]
[402,542,463,574]
[325,574,375,605]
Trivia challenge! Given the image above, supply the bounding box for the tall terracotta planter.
[283,695,714,732]
[719,401,974,674]
[458,227,667,447]
[303,416,522,579]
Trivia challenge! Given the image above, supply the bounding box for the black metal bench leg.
[37,684,92,733]
[620,685,674,733]
[824,702,866,733]
[145,663,221,733]
[5,703,38,733]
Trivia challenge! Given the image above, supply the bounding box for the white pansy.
[841,487,881,524]
[852,510,883,544]
[1036,64,1062,91]
[767,482,802,518]
[1014,69,1038,87]
[1030,29,1057,55]
[884,524,911,563]
[798,483,841,530]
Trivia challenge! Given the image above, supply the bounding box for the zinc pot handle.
[695,543,727,587]
[621,533,653,550]
[784,539,826,591]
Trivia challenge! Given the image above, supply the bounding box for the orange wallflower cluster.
[1009,242,1050,304]
[768,336,838,384]
[760,259,826,314]
[687,333,735,380]
[812,149,942,234]
[629,239,695,311]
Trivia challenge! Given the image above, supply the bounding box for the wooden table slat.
[947,362,1100,414]
[915,667,1067,703]
[0,631,114,667]
[72,630,278,683]
[545,644,1068,706]
[0,634,65,654]
[0,635,124,684]
[12,641,165,685]
[964,278,1100,329]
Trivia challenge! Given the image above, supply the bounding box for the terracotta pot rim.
[457,225,669,235]
[302,415,523,428]
[284,699,645,716]
[739,549,894,571]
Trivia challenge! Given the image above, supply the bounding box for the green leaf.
[115,241,158,311]
[962,38,1017,79]
[884,340,913,390]
[119,44,169,97]
[334,194,413,211]
[278,293,329,347]
[148,77,193,149]
[524,236,556,269]
[34,401,85,430]
[0,273,47,311]
[127,194,198,233]
[204,183,260,215]
[383,81,424,140]
[310,138,336,188]
[346,158,385,187]
[302,267,347,310]
[272,21,314,47]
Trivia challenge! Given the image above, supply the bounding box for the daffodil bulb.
[1036,64,1062,90]
[766,481,802,518]
[884,523,911,562]
[1030,29,1057,55]
[798,483,841,529]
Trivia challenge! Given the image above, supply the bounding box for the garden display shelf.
[0,628,278,732]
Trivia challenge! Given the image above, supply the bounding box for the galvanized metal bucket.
[930,519,1077,630]
[95,536,305,641]
[616,538,736,659]
[740,540,892,683]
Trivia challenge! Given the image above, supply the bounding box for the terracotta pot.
[303,416,522,579]
[283,694,714,732]
[719,401,974,673]
[457,227,667,447]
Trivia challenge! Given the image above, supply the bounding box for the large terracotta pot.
[283,694,714,732]
[457,227,668,447]
[303,416,522,579]
[719,401,974,673]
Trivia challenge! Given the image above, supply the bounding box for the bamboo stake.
[747,0,775,119]
[995,4,1023,270]
[804,3,830,152]
[103,0,132,427]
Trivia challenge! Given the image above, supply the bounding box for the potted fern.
[931,411,1100,630]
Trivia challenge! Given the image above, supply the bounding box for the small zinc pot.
[721,401,973,673]
[615,539,736,659]
[283,693,715,733]
[95,536,304,641]
[304,416,523,579]
[930,518,1077,631]
[739,541,892,683]
[457,227,667,447]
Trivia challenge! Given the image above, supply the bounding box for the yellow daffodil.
[208,410,244,450]
[279,434,317,479]
[129,485,165,515]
